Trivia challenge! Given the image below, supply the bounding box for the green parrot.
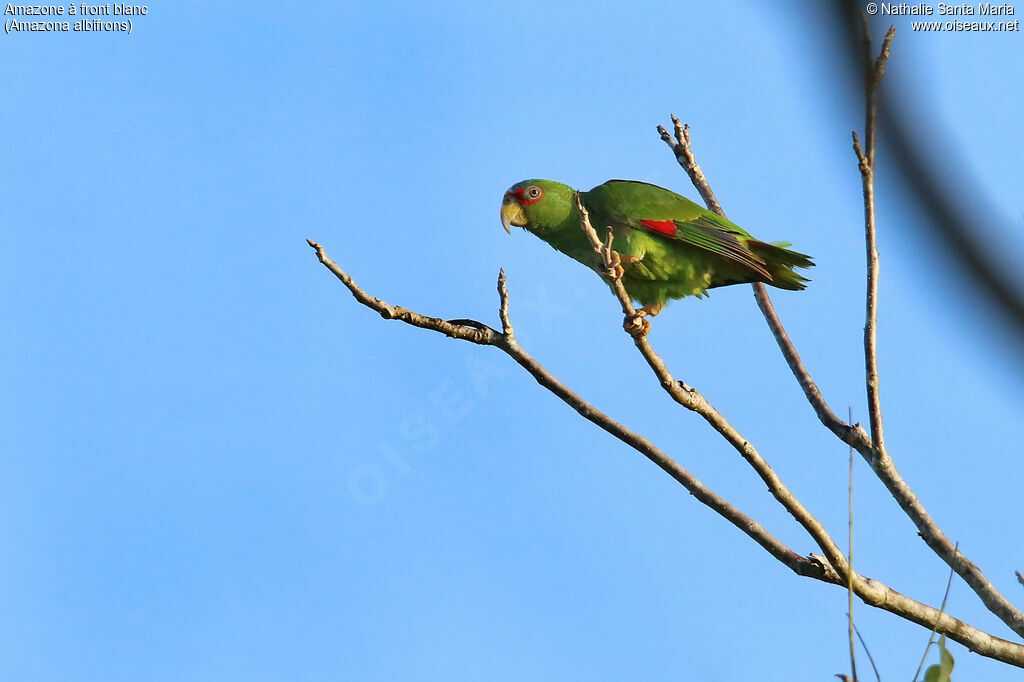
[500,179,813,335]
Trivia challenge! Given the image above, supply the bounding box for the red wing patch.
[639,219,676,236]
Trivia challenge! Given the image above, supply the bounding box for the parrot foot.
[623,303,661,338]
[603,251,642,280]
[641,302,663,317]
[604,251,624,280]
[623,310,652,338]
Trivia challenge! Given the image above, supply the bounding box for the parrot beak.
[500,194,528,234]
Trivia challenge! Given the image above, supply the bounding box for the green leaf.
[923,635,955,682]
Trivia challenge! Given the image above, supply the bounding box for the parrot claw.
[603,251,624,280]
[623,303,661,338]
[623,310,651,338]
[602,251,643,280]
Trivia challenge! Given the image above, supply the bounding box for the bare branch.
[657,120,1024,639]
[574,195,866,590]
[306,239,501,344]
[835,2,1024,353]
[657,115,723,215]
[497,268,513,337]
[855,26,895,457]
[573,194,639,319]
[308,238,1024,667]
[873,455,1024,638]
[856,27,1024,638]
[307,238,815,576]
[657,117,869,452]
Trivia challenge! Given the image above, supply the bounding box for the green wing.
[582,180,772,279]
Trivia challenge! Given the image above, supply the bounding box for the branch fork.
[306,24,1024,666]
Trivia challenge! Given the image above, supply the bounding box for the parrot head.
[500,179,576,234]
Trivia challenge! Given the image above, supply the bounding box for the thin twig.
[657,116,868,453]
[848,408,858,682]
[853,624,881,682]
[574,193,853,577]
[755,286,870,451]
[576,193,1024,663]
[855,23,895,457]
[912,544,959,682]
[835,1,1024,352]
[306,239,501,344]
[307,238,1024,667]
[657,119,1024,639]
[657,116,723,215]
[307,238,817,576]
[857,27,1024,638]
[497,268,513,337]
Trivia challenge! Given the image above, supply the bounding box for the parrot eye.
[526,186,542,199]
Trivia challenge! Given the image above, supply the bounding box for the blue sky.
[3,1,1023,680]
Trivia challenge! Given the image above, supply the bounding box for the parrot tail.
[747,240,814,291]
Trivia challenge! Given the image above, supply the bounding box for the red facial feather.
[640,219,676,235]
